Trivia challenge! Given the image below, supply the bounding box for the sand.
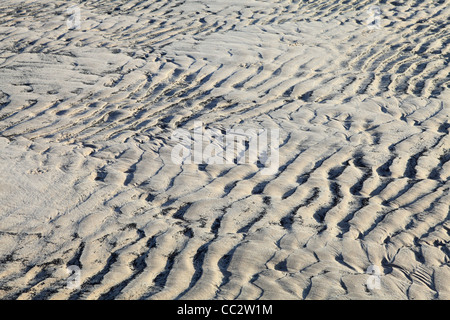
[0,0,449,300]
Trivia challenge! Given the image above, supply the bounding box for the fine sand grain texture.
[0,0,449,300]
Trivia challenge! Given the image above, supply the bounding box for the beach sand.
[0,0,449,300]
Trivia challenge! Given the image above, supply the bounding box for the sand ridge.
[0,0,449,300]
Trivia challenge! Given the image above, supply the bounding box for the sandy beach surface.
[0,0,449,300]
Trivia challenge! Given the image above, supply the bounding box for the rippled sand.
[0,0,449,300]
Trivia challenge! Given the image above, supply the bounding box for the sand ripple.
[0,0,449,300]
